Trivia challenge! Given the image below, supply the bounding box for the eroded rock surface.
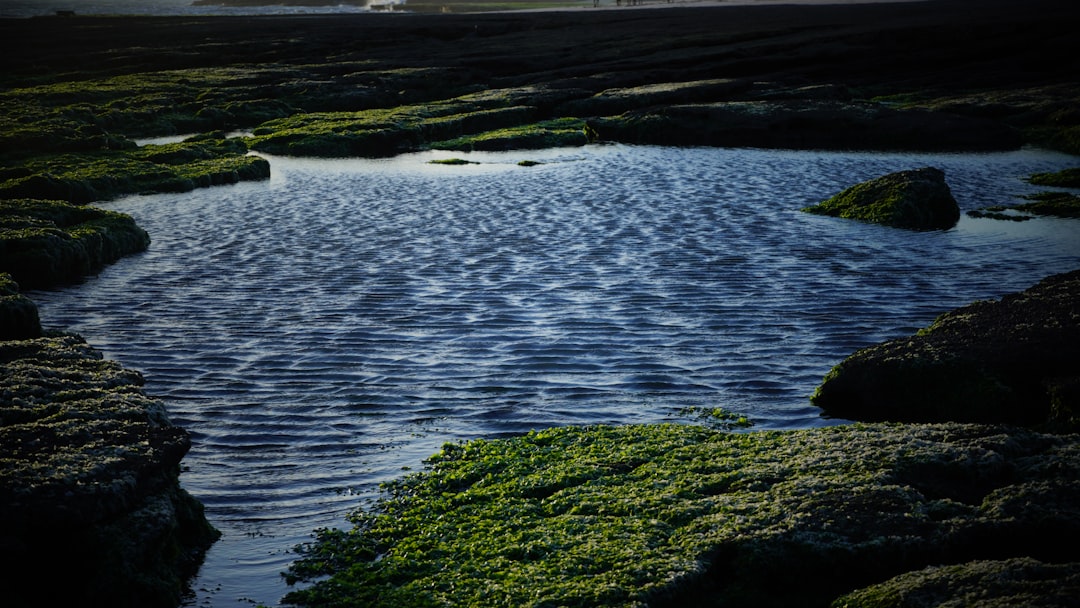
[811,269,1080,431]
[802,167,961,230]
[0,334,219,608]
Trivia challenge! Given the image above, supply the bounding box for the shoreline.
[2,0,1078,604]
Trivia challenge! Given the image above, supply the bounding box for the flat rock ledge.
[281,422,1079,608]
[0,330,219,607]
[802,167,961,231]
[812,269,1080,431]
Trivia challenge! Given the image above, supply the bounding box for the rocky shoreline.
[1,0,1078,605]
[0,277,220,607]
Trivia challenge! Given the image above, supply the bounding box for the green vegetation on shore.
[283,422,1080,608]
[0,198,150,289]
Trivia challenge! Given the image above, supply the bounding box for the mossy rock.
[0,334,219,607]
[833,558,1080,608]
[802,167,960,230]
[1026,167,1080,188]
[0,198,150,289]
[812,269,1080,431]
[282,422,1080,608]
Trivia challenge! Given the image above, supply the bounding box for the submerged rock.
[0,334,219,608]
[802,167,961,230]
[811,269,1080,431]
[281,422,1080,608]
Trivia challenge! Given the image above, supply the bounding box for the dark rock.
[0,273,41,340]
[802,167,961,230]
[834,558,1080,608]
[812,269,1080,431]
[0,334,219,608]
[592,101,1022,154]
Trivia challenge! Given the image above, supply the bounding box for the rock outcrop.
[0,333,219,607]
[811,269,1080,431]
[281,422,1080,608]
[802,167,961,230]
[0,273,41,340]
[0,198,151,289]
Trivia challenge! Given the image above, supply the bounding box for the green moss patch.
[0,198,150,289]
[802,167,960,230]
[283,422,1080,608]
[0,138,271,205]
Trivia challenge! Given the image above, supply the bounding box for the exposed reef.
[811,269,1080,432]
[802,167,960,231]
[282,422,1080,608]
[0,284,219,607]
[0,197,150,289]
[2,0,1078,174]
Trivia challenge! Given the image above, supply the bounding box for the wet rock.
[0,334,219,608]
[811,269,1080,431]
[802,167,961,230]
[281,422,1080,608]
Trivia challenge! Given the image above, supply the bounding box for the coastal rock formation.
[812,269,1080,432]
[802,167,961,230]
[281,422,1080,608]
[0,273,41,340]
[0,333,219,608]
[0,198,150,289]
[834,558,1080,608]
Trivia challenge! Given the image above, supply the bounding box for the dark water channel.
[30,144,1080,606]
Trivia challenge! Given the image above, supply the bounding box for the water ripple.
[29,144,1080,607]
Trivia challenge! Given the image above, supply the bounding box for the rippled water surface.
[30,145,1080,606]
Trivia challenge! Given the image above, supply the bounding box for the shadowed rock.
[802,167,961,230]
[0,273,41,340]
[812,269,1080,431]
[0,334,219,608]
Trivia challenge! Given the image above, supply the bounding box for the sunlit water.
[29,144,1080,606]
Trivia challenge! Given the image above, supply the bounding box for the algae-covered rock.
[0,334,219,608]
[281,422,1080,608]
[811,269,1080,431]
[0,273,41,340]
[802,167,960,230]
[833,558,1080,608]
[0,198,150,289]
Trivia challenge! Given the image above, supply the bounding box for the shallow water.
[30,144,1080,607]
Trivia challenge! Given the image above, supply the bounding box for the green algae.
[282,423,1080,608]
[431,117,596,152]
[1026,167,1080,188]
[0,138,271,204]
[802,167,960,230]
[0,198,150,289]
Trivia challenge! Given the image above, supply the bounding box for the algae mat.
[283,422,1080,607]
